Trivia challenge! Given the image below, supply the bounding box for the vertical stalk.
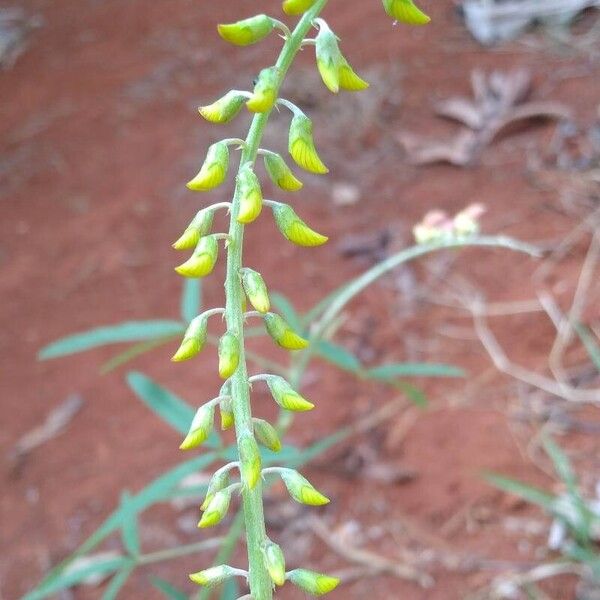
[224,2,328,598]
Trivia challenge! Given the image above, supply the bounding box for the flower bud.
[219,397,235,430]
[199,91,247,124]
[246,66,279,113]
[241,268,270,313]
[186,142,230,192]
[201,469,231,511]
[239,434,261,490]
[236,165,263,224]
[253,418,282,452]
[280,468,330,505]
[175,235,219,278]
[271,203,328,247]
[282,0,317,15]
[218,332,240,379]
[453,203,485,237]
[218,14,275,46]
[198,488,231,528]
[172,209,214,251]
[382,0,431,25]
[263,152,303,191]
[180,404,215,450]
[172,314,208,362]
[189,565,238,587]
[266,375,314,411]
[262,540,286,586]
[287,569,340,596]
[264,312,309,350]
[288,113,328,174]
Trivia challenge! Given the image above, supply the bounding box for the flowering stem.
[223,3,328,598]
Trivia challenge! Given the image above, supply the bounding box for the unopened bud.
[198,488,231,528]
[236,164,263,224]
[272,203,328,247]
[246,66,279,113]
[239,434,261,490]
[266,375,314,411]
[172,209,214,250]
[175,235,219,278]
[242,268,270,313]
[287,569,340,596]
[382,0,430,25]
[190,565,238,587]
[282,0,317,15]
[280,468,330,505]
[288,113,328,174]
[264,312,309,350]
[219,397,235,430]
[218,14,275,46]
[172,315,208,362]
[180,404,215,450]
[253,418,282,452]
[186,142,230,192]
[218,332,240,379]
[263,152,303,191]
[201,469,231,511]
[262,540,286,586]
[199,91,247,124]
[453,203,485,237]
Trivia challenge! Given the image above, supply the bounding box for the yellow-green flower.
[253,418,282,452]
[239,434,261,489]
[246,66,279,113]
[175,235,219,278]
[201,469,231,511]
[179,404,215,450]
[219,397,234,430]
[264,313,309,350]
[263,151,303,191]
[172,209,214,251]
[198,488,231,528]
[382,0,430,25]
[199,91,247,124]
[189,565,237,587]
[172,315,208,362]
[241,268,270,313]
[236,164,263,224]
[218,332,240,379]
[280,468,330,505]
[287,569,340,596]
[263,540,286,586]
[288,113,328,174]
[218,14,275,46]
[266,375,314,411]
[271,202,328,247]
[186,142,230,192]
[282,0,317,15]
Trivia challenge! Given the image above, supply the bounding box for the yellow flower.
[382,0,430,25]
[171,315,208,362]
[287,569,340,596]
[199,91,247,124]
[263,152,303,191]
[172,209,214,251]
[239,434,261,489]
[282,0,317,15]
[175,235,219,278]
[218,14,274,46]
[186,142,230,192]
[241,268,270,313]
[198,488,231,528]
[179,404,215,450]
[189,565,237,587]
[246,66,279,113]
[219,398,234,430]
[288,113,328,174]
[218,332,240,379]
[264,313,309,350]
[263,541,286,586]
[253,418,282,452]
[236,165,263,224]
[266,375,315,411]
[271,202,328,247]
[280,468,330,505]
[201,469,230,511]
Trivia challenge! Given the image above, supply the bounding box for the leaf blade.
[366,362,465,379]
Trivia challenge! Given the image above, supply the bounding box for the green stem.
[224,3,328,599]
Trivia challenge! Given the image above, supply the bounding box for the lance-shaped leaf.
[236,164,263,224]
[179,404,215,450]
[239,434,261,489]
[171,314,208,362]
[175,235,219,278]
[199,91,247,124]
[264,312,309,350]
[198,488,231,528]
[253,418,282,452]
[262,541,286,586]
[189,565,239,587]
[288,113,328,174]
[271,203,328,247]
[247,66,279,113]
[263,152,303,191]
[282,0,317,15]
[218,14,275,46]
[241,268,270,313]
[218,332,240,379]
[186,142,230,192]
[279,468,330,505]
[266,375,314,411]
[287,569,340,596]
[201,470,231,511]
[172,210,214,251]
[382,0,430,25]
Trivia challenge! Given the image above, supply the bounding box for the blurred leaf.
[39,321,184,360]
[303,284,349,325]
[485,473,555,510]
[315,340,361,372]
[543,436,577,491]
[120,491,140,557]
[181,279,202,323]
[100,337,177,374]
[102,565,134,600]
[220,578,240,600]
[151,577,188,600]
[397,381,428,408]
[574,323,600,374]
[366,362,465,379]
[271,292,303,332]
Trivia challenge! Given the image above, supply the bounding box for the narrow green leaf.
[485,472,555,510]
[397,381,428,408]
[120,491,140,557]
[151,577,188,600]
[543,436,577,491]
[315,340,361,372]
[366,362,465,379]
[39,321,184,360]
[270,292,303,331]
[102,565,134,600]
[574,323,600,374]
[181,279,202,323]
[100,337,177,374]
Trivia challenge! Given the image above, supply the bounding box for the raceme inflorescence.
[171,1,430,598]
